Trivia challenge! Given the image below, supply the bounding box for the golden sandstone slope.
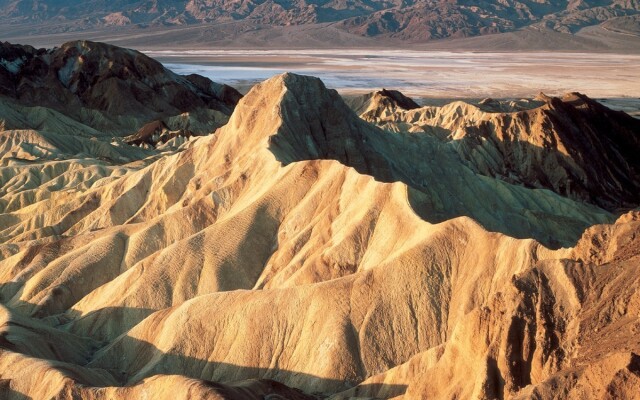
[0,62,639,399]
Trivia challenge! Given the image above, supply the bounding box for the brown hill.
[0,40,241,136]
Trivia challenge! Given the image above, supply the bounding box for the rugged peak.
[376,88,421,110]
[561,91,587,101]
[50,40,167,99]
[557,91,611,112]
[356,87,640,210]
[212,73,614,248]
[261,73,395,180]
[275,71,330,93]
[344,87,420,119]
[59,39,123,53]
[535,92,554,102]
[0,41,242,134]
[53,40,167,83]
[215,72,394,180]
[0,41,40,63]
[532,91,621,117]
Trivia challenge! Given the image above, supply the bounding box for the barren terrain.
[0,40,639,399]
[151,49,640,97]
[149,49,640,116]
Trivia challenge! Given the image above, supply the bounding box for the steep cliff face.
[0,66,638,399]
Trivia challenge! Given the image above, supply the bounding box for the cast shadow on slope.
[266,95,613,250]
[0,304,407,399]
[91,334,409,398]
[0,382,29,400]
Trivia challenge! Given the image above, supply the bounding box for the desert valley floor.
[149,50,640,118]
[149,49,640,97]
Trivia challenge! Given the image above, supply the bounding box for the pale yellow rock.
[0,72,638,400]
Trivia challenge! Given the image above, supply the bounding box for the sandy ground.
[148,50,640,110]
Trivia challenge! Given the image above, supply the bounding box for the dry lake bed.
[146,49,640,116]
[145,50,640,96]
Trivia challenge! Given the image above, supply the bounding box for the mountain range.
[1,1,640,49]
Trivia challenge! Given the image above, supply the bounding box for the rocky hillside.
[0,40,241,138]
[0,43,639,399]
[353,89,640,210]
[1,0,639,42]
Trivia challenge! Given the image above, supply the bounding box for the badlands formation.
[0,41,639,399]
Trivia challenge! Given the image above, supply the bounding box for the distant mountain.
[1,0,639,42]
